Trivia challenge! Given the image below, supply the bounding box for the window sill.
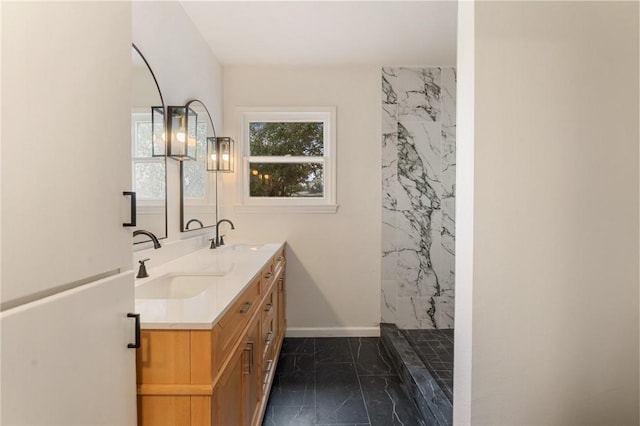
[234,204,338,214]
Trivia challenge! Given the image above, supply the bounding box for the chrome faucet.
[185,218,204,230]
[133,229,161,249]
[211,219,235,248]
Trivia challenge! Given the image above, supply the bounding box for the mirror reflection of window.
[183,122,207,200]
[132,112,166,201]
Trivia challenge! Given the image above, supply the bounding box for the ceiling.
[180,1,457,66]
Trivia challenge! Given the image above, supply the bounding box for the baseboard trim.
[285,327,380,338]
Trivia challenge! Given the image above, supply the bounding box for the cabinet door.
[215,348,243,426]
[215,316,261,426]
[243,316,261,426]
[1,272,136,425]
[2,1,133,306]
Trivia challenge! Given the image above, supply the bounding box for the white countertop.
[135,242,284,330]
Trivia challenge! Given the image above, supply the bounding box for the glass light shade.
[167,106,197,160]
[207,137,234,172]
[151,106,166,157]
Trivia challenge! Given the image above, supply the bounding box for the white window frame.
[236,107,337,214]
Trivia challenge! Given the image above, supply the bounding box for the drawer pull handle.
[276,256,284,261]
[279,277,285,291]
[239,302,252,314]
[127,313,140,349]
[265,359,274,377]
[243,347,251,375]
[264,359,274,384]
[265,331,274,344]
[264,272,273,279]
[243,342,254,375]
[122,192,137,227]
[248,342,254,371]
[264,303,273,312]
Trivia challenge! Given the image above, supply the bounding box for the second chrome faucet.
[210,219,235,249]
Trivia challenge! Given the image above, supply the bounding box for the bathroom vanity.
[134,243,286,426]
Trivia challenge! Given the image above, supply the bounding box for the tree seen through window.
[249,122,324,197]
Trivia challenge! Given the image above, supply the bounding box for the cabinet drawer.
[261,289,276,359]
[261,313,275,360]
[262,355,275,394]
[215,277,260,369]
[261,336,276,396]
[262,311,276,391]
[272,247,285,273]
[259,263,275,294]
[262,288,275,318]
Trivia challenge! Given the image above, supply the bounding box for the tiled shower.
[381,67,456,424]
[381,67,456,330]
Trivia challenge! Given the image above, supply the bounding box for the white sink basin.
[135,273,221,299]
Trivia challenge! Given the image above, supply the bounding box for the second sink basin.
[136,273,221,299]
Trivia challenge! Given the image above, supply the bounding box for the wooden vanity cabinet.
[136,246,287,426]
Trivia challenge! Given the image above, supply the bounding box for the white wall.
[132,2,222,257]
[453,2,474,423]
[467,2,639,424]
[222,66,381,335]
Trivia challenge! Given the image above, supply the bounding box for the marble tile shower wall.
[381,67,456,329]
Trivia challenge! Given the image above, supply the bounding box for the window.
[238,107,337,213]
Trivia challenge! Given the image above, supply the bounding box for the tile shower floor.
[262,337,425,426]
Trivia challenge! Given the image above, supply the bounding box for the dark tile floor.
[402,329,454,402]
[262,337,425,426]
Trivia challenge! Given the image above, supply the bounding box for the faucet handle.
[209,238,217,249]
[136,258,150,279]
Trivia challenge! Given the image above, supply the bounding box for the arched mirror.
[131,44,167,243]
[180,99,218,232]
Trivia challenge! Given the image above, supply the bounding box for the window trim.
[236,107,337,213]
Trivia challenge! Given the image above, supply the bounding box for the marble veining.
[381,67,456,329]
[382,68,398,104]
